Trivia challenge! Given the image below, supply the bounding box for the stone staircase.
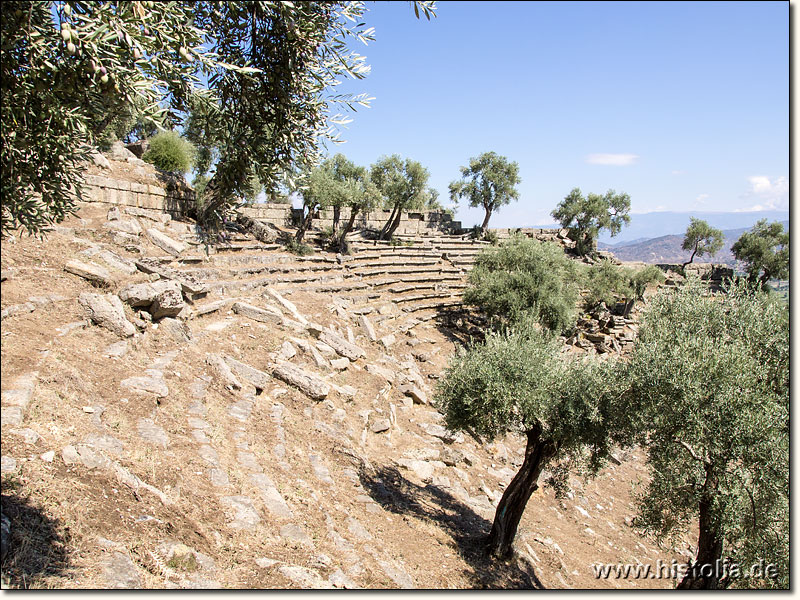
[157,228,495,330]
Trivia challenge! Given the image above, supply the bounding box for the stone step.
[354,266,461,278]
[214,242,283,252]
[277,280,371,294]
[392,291,461,304]
[345,250,444,261]
[345,259,441,270]
[385,282,467,294]
[402,298,462,312]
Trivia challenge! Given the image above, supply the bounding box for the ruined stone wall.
[240,205,462,235]
[82,173,195,217]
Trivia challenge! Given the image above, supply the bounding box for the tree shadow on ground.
[358,464,544,589]
[432,306,488,350]
[1,488,71,588]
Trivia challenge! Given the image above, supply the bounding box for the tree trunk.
[487,425,557,558]
[678,468,724,589]
[332,205,341,235]
[481,204,493,231]
[295,206,314,243]
[682,244,699,270]
[385,207,404,239]
[337,207,360,253]
[380,204,399,240]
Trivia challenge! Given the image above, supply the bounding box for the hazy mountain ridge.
[596,210,789,245]
[598,220,789,266]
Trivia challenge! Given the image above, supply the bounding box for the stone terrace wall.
[82,173,195,217]
[240,205,462,235]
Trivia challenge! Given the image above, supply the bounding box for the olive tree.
[1,1,437,236]
[370,155,434,240]
[294,154,379,250]
[463,236,581,334]
[448,151,521,231]
[551,188,631,256]
[731,219,789,289]
[435,320,617,558]
[323,154,380,242]
[1,0,215,236]
[582,260,664,312]
[681,217,724,269]
[616,279,788,589]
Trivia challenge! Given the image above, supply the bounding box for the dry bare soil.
[1,203,693,589]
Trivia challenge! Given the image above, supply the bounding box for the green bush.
[463,236,581,334]
[483,229,500,245]
[583,260,633,308]
[583,261,665,309]
[142,130,196,174]
[630,265,665,299]
[285,238,314,256]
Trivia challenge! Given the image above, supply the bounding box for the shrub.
[583,260,633,309]
[285,238,314,256]
[142,130,196,174]
[483,229,499,245]
[463,236,581,334]
[583,261,666,309]
[630,264,665,299]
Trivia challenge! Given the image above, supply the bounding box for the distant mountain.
[597,210,789,244]
[598,220,789,266]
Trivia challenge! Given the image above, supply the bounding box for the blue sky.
[325,1,789,230]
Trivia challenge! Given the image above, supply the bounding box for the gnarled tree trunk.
[481,203,493,230]
[336,207,360,253]
[295,205,315,243]
[384,208,405,240]
[678,468,724,589]
[379,204,400,240]
[332,205,341,235]
[487,424,558,558]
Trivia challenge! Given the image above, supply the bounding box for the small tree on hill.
[616,279,789,589]
[435,320,617,558]
[448,151,521,231]
[370,155,433,240]
[681,217,724,269]
[141,130,196,174]
[551,188,631,256]
[731,219,789,289]
[324,154,381,242]
[582,260,665,311]
[463,236,581,334]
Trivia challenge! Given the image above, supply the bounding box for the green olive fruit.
[71,29,79,41]
[66,42,76,54]
[61,29,71,41]
[133,48,142,60]
[100,74,109,84]
[61,22,69,30]
[63,3,71,16]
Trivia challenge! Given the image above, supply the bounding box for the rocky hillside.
[1,165,694,589]
[598,221,789,266]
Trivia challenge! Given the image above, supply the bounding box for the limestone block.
[65,260,112,287]
[78,292,136,338]
[271,361,330,401]
[146,227,186,257]
[232,302,283,325]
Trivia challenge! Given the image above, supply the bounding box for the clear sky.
[325,0,789,229]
